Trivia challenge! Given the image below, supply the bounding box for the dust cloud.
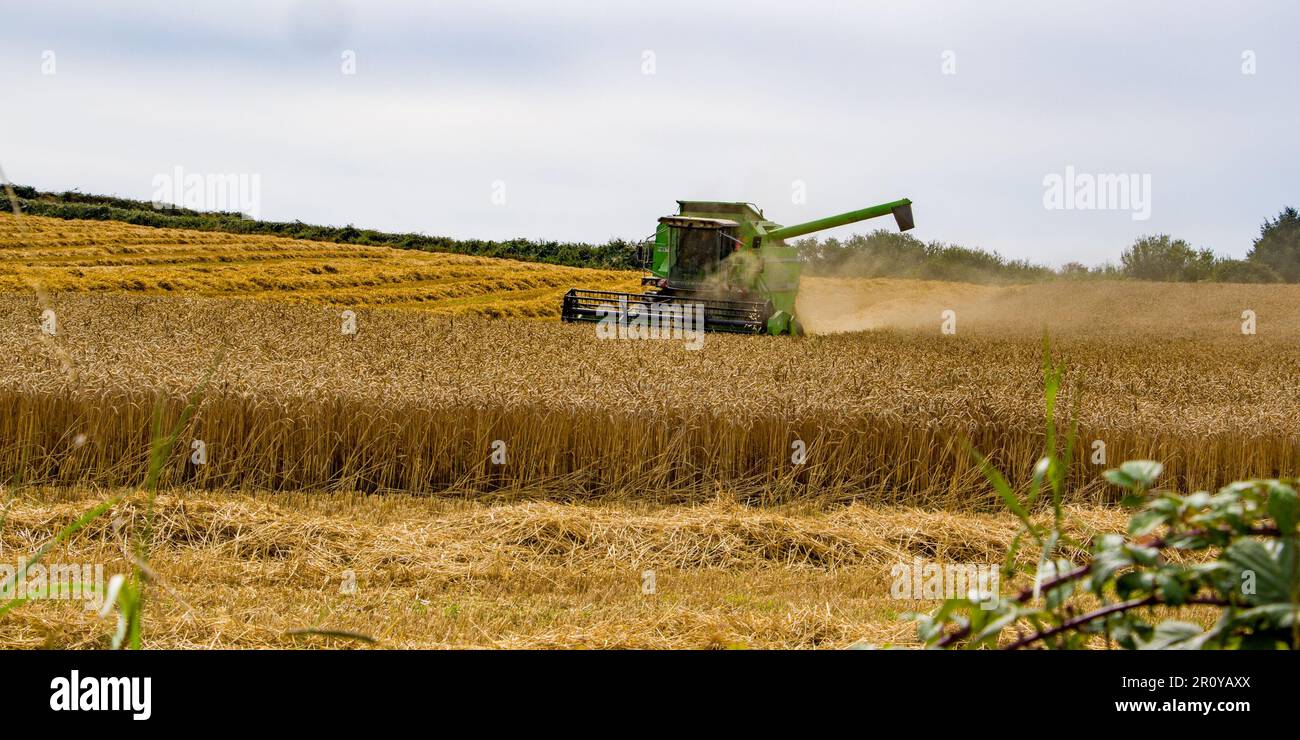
[795,276,1300,342]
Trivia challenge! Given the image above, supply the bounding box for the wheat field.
[0,213,640,317]
[1,213,1296,648]
[2,288,1296,506]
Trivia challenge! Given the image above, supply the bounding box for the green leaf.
[1002,532,1024,580]
[1104,469,1135,488]
[1119,493,1147,509]
[1125,544,1160,566]
[1223,539,1293,604]
[1105,461,1163,490]
[1115,571,1156,599]
[1056,412,1078,528]
[1234,603,1299,628]
[1183,491,1212,512]
[1121,460,1163,487]
[968,444,1029,525]
[1088,545,1133,589]
[970,610,1020,647]
[1138,620,1208,650]
[1155,572,1190,604]
[1128,509,1166,537]
[1267,483,1298,534]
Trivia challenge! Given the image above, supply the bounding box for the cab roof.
[675,201,765,220]
[658,215,740,229]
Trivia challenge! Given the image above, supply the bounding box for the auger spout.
[765,198,913,241]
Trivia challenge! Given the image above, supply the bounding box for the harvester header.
[562,196,914,336]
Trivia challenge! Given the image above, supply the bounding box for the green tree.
[1246,207,1300,282]
[1120,234,1215,281]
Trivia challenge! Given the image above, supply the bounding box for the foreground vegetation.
[913,354,1299,649]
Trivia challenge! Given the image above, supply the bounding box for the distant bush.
[1212,258,1281,284]
[800,230,1054,283]
[1058,262,1091,278]
[1120,234,1216,281]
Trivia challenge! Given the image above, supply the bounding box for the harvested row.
[0,488,1130,648]
[0,213,640,318]
[2,293,1296,507]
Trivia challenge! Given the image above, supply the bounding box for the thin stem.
[1003,595,1228,650]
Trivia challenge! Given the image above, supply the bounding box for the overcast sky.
[2,0,1296,266]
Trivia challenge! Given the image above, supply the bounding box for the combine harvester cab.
[562,198,914,335]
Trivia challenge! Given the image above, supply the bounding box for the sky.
[1,0,1296,266]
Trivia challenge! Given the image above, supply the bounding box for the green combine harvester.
[561,198,914,335]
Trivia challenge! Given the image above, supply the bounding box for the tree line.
[799,207,1300,284]
[4,185,1296,284]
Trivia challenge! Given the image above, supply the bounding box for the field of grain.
[0,213,640,317]
[1,213,1295,648]
[2,288,1297,506]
